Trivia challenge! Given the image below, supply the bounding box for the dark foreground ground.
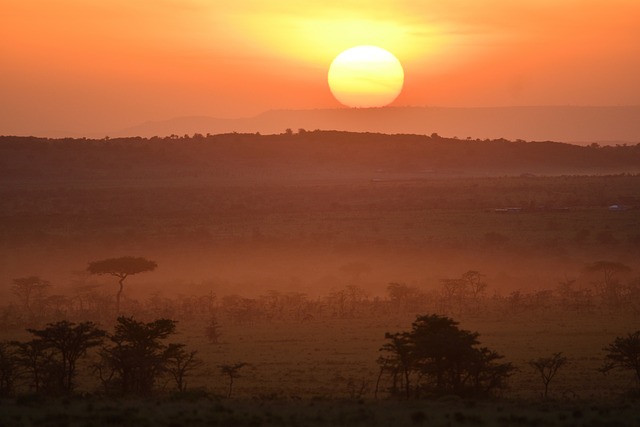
[1,395,639,427]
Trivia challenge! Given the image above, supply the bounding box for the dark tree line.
[4,261,639,331]
[601,331,640,386]
[3,133,640,181]
[3,313,640,400]
[0,317,201,397]
[377,314,640,400]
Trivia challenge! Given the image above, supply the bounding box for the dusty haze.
[2,133,639,303]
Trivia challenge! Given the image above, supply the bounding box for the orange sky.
[2,0,639,135]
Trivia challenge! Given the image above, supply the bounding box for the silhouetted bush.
[529,352,569,399]
[0,342,20,396]
[601,331,640,388]
[96,316,178,396]
[25,321,105,394]
[378,314,514,399]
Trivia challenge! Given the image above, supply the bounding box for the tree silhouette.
[11,276,50,317]
[205,314,222,344]
[461,270,487,305]
[11,339,53,394]
[87,256,157,313]
[0,342,20,397]
[601,331,640,387]
[27,321,105,394]
[386,282,423,313]
[98,316,177,396]
[166,344,203,392]
[379,314,514,398]
[218,362,247,398]
[584,261,632,308]
[378,332,413,398]
[440,277,467,315]
[529,352,568,399]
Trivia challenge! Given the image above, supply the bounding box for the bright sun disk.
[328,45,404,108]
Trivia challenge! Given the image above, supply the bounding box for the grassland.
[2,395,640,427]
[1,133,639,425]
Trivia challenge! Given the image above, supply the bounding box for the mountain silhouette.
[113,106,640,145]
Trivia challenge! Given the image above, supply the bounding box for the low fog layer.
[1,133,638,303]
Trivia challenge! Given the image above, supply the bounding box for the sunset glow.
[2,0,639,135]
[328,46,404,108]
[3,1,640,421]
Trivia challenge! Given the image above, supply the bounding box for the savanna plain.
[1,132,640,426]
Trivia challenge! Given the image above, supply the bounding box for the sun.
[328,46,404,108]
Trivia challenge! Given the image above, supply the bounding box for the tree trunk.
[404,367,411,399]
[543,381,549,399]
[116,276,125,314]
[374,364,386,399]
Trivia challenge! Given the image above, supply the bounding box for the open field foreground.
[1,396,640,427]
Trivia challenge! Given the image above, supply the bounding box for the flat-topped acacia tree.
[87,256,157,314]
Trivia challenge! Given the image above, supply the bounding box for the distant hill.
[2,131,639,182]
[113,106,640,145]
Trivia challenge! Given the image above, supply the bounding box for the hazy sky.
[2,0,639,135]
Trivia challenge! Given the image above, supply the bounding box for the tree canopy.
[26,321,105,394]
[11,276,50,315]
[601,331,640,386]
[379,314,514,399]
[87,256,158,278]
[87,256,157,313]
[98,316,177,396]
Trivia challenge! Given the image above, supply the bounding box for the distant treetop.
[87,256,157,278]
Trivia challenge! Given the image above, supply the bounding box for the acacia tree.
[377,332,413,398]
[0,342,20,396]
[440,277,467,315]
[529,352,569,399]
[11,276,50,316]
[601,331,640,387]
[166,344,203,392]
[26,321,105,394]
[218,362,248,398]
[462,271,487,306]
[440,271,488,315]
[379,314,514,398]
[98,316,177,396]
[87,256,157,313]
[11,339,54,394]
[205,314,222,344]
[386,282,424,313]
[583,261,632,308]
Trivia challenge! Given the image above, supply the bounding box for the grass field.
[159,313,636,401]
[1,175,639,298]
[1,309,639,426]
[2,395,640,427]
[1,138,640,425]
